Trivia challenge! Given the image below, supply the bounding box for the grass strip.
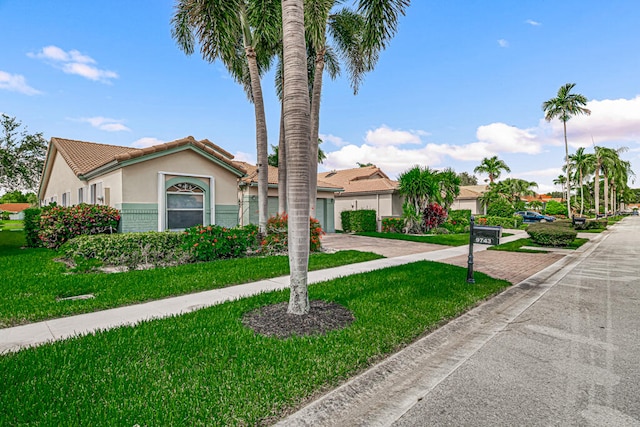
[489,237,589,252]
[355,231,470,246]
[0,261,510,426]
[0,232,382,328]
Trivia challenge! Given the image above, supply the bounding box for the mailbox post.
[467,218,502,284]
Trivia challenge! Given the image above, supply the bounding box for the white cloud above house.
[28,46,118,83]
[322,96,640,182]
[497,39,509,48]
[525,19,541,26]
[74,116,131,132]
[0,71,41,95]
[131,137,164,148]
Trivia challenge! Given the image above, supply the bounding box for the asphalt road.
[393,216,640,426]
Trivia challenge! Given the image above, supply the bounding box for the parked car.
[515,211,556,223]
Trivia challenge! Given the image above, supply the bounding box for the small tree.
[0,115,47,192]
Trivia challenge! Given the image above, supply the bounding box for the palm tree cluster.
[479,178,538,212]
[172,0,410,315]
[397,166,460,233]
[564,145,634,216]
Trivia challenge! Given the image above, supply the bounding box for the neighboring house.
[521,194,563,211]
[318,166,402,231]
[38,136,246,232]
[236,162,342,232]
[450,185,488,215]
[0,203,32,220]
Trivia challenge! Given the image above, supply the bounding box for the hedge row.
[526,222,577,247]
[341,209,376,232]
[475,215,523,229]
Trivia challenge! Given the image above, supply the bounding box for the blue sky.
[2,0,639,194]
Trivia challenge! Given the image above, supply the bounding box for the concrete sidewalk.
[277,218,638,426]
[1,230,529,354]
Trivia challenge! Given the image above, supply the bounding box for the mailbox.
[472,225,501,245]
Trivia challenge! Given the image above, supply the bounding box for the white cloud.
[131,137,164,148]
[75,117,131,132]
[28,45,118,83]
[525,19,541,26]
[320,133,349,147]
[364,125,427,146]
[544,95,640,147]
[233,151,256,164]
[498,39,509,48]
[0,71,41,95]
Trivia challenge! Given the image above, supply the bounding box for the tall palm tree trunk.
[563,121,572,219]
[594,162,601,215]
[278,102,287,214]
[604,175,609,215]
[309,49,325,217]
[579,170,584,216]
[245,48,269,234]
[282,0,311,315]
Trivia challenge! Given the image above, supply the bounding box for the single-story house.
[521,194,563,210]
[318,166,402,231]
[0,203,33,220]
[236,161,342,232]
[450,185,488,215]
[38,136,342,233]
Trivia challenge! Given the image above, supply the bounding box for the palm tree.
[171,0,279,234]
[568,147,595,216]
[474,156,511,183]
[281,0,312,315]
[553,174,567,200]
[281,0,410,315]
[398,166,441,233]
[542,83,591,219]
[593,146,623,215]
[436,168,461,211]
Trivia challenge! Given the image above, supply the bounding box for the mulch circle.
[242,300,355,339]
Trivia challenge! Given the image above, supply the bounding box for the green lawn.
[0,220,23,231]
[0,232,383,328]
[0,260,510,426]
[355,231,471,246]
[489,237,589,252]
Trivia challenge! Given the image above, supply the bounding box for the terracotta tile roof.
[318,166,398,195]
[52,137,139,176]
[457,185,489,199]
[235,161,342,190]
[0,203,32,213]
[50,136,245,177]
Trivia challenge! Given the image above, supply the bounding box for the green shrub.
[544,200,567,216]
[443,209,470,233]
[184,224,260,261]
[475,215,522,229]
[341,209,376,232]
[260,214,324,255]
[39,204,120,249]
[381,217,404,233]
[23,208,42,248]
[432,227,449,235]
[1,211,9,221]
[573,218,607,231]
[486,198,515,217]
[526,222,577,247]
[62,231,189,270]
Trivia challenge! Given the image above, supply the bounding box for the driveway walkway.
[277,217,640,426]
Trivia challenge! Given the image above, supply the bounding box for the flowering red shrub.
[183,224,259,261]
[381,217,404,233]
[261,213,324,254]
[423,203,447,232]
[39,203,120,249]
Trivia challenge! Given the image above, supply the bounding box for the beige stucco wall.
[450,198,483,215]
[89,169,123,207]
[334,193,401,231]
[41,151,85,205]
[121,149,239,204]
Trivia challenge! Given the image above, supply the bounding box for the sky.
[2,0,640,195]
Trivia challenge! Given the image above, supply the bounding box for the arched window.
[166,182,204,229]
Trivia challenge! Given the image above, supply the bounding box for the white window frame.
[157,172,215,231]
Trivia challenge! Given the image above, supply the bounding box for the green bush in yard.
[544,200,567,216]
[526,222,577,247]
[23,207,42,247]
[183,223,260,261]
[62,231,190,270]
[573,218,607,230]
[341,209,376,232]
[442,209,470,233]
[39,204,120,249]
[475,215,522,229]
[381,217,404,233]
[486,198,515,218]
